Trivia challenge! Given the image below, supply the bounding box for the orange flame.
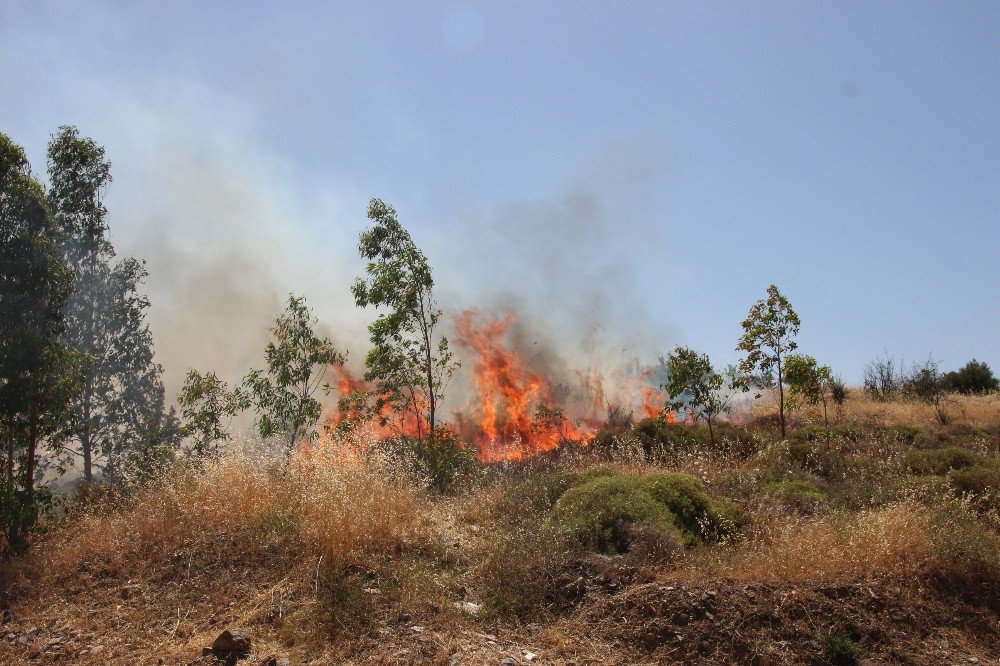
[452,310,591,461]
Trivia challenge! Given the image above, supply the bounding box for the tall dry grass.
[746,390,1000,432]
[27,438,429,591]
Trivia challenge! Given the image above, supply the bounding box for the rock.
[259,657,289,666]
[212,628,251,654]
[524,651,538,661]
[453,601,481,615]
[501,658,518,666]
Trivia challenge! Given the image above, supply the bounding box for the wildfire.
[312,310,680,463]
[452,310,591,462]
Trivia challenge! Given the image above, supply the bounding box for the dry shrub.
[690,501,933,583]
[26,437,427,591]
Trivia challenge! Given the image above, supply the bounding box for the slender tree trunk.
[776,355,786,439]
[707,417,715,447]
[4,418,13,487]
[81,397,92,483]
[419,299,436,439]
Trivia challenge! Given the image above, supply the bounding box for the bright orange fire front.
[452,310,591,461]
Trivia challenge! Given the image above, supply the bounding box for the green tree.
[941,359,998,395]
[662,346,744,447]
[178,369,241,456]
[0,132,82,555]
[783,354,835,442]
[737,284,800,439]
[47,126,165,483]
[352,199,459,439]
[244,295,346,454]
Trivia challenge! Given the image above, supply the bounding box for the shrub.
[631,418,707,457]
[769,439,847,480]
[948,464,1000,509]
[644,472,736,542]
[820,626,861,665]
[763,479,828,514]
[399,431,480,493]
[903,446,985,475]
[941,359,999,395]
[550,476,682,553]
[926,496,1000,610]
[476,524,576,619]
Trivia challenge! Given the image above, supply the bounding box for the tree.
[903,356,950,424]
[662,346,744,447]
[942,359,998,395]
[47,126,165,483]
[0,132,82,554]
[244,295,345,454]
[178,369,242,456]
[783,354,835,444]
[352,199,459,439]
[737,284,800,439]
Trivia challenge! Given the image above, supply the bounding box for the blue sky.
[1,1,998,393]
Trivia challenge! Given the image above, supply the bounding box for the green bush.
[820,627,861,665]
[903,446,985,476]
[644,472,736,542]
[769,439,847,480]
[631,418,707,457]
[948,464,1000,510]
[549,472,735,552]
[550,476,681,553]
[763,479,828,513]
[397,432,480,492]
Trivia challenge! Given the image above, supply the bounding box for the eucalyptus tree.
[737,284,800,439]
[244,295,346,453]
[352,199,459,438]
[47,126,165,482]
[662,346,744,447]
[0,132,81,554]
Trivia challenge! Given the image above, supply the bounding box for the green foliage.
[784,354,836,433]
[549,472,733,552]
[661,346,745,446]
[178,369,241,456]
[352,199,459,438]
[631,417,707,456]
[1,131,81,555]
[903,446,985,475]
[947,464,1000,510]
[398,427,479,492]
[244,295,346,453]
[551,476,681,553]
[737,284,800,438]
[763,478,828,513]
[942,359,998,395]
[820,627,861,665]
[47,126,167,483]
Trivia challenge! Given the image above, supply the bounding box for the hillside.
[2,393,999,665]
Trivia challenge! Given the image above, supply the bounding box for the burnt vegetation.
[1,127,999,664]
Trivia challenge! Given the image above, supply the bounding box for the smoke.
[94,99,675,419]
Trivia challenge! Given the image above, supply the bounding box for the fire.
[452,310,591,461]
[311,310,681,463]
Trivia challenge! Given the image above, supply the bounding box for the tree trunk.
[707,417,715,447]
[776,356,786,439]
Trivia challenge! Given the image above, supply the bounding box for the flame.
[311,310,681,463]
[452,310,591,461]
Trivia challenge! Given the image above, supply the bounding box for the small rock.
[524,651,537,661]
[410,625,425,633]
[212,627,251,654]
[501,658,518,666]
[453,601,481,615]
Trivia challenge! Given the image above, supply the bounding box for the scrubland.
[1,393,999,665]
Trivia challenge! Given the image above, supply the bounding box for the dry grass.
[685,501,934,584]
[747,389,1000,432]
[25,439,428,593]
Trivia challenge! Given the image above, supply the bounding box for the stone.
[212,628,251,654]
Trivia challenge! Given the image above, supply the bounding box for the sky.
[1,1,998,399]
